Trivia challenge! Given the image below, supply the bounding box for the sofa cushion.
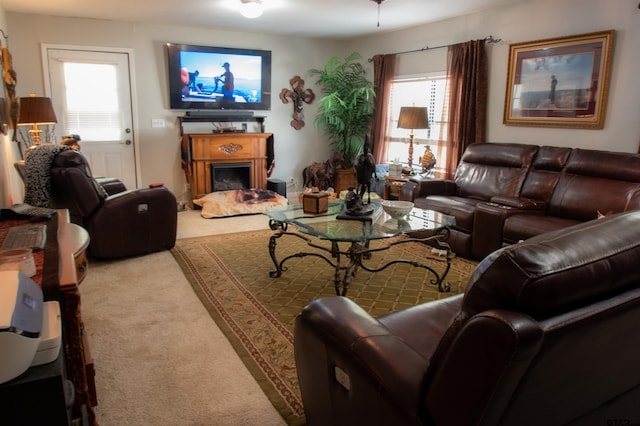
[519,145,571,201]
[378,294,463,358]
[548,149,640,220]
[416,195,479,232]
[501,214,580,244]
[453,143,538,200]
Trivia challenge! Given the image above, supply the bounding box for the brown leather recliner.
[400,143,540,259]
[50,149,177,259]
[294,210,640,425]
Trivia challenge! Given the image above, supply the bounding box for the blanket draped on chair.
[24,144,72,207]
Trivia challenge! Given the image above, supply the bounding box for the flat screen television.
[166,42,272,111]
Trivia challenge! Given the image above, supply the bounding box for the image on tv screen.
[180,51,262,106]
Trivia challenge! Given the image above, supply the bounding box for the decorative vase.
[334,167,357,194]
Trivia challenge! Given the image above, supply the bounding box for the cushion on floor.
[194,189,288,218]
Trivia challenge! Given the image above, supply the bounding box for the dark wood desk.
[0,210,93,425]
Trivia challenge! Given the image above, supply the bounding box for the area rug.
[171,229,477,425]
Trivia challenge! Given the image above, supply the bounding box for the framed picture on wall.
[0,51,9,136]
[503,30,615,129]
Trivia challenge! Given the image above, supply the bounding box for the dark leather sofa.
[294,210,640,426]
[49,150,177,259]
[400,143,640,259]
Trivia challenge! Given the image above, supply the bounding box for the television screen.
[166,42,271,111]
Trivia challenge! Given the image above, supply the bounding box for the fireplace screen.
[211,163,252,191]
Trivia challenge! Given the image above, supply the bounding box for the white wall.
[349,0,640,153]
[2,0,640,206]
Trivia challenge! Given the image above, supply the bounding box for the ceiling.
[0,0,526,39]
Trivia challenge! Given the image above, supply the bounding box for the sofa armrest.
[294,296,429,425]
[490,196,546,210]
[95,177,127,195]
[472,200,543,259]
[87,187,177,258]
[99,187,177,227]
[400,179,456,202]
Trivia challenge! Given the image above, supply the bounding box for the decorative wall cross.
[279,75,315,130]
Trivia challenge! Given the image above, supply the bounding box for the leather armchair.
[295,211,640,425]
[50,150,177,259]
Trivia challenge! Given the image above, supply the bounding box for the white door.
[43,46,139,189]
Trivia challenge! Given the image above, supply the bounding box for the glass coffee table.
[264,200,456,296]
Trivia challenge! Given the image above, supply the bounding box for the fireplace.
[210,162,251,191]
[186,133,273,201]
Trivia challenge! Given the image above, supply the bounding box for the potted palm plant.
[309,52,375,192]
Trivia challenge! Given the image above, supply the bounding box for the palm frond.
[309,52,375,167]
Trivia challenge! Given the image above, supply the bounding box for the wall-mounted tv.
[166,42,271,111]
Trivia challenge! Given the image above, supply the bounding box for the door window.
[62,62,121,140]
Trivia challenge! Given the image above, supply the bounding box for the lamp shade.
[397,106,429,130]
[17,96,57,126]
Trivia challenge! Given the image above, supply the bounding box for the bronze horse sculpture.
[355,136,377,204]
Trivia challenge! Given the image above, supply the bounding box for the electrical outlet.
[184,183,191,193]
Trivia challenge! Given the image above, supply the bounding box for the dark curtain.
[371,54,396,164]
[445,40,488,179]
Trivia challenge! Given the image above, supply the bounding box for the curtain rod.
[368,35,501,62]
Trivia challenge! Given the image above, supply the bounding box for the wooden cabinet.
[185,133,274,201]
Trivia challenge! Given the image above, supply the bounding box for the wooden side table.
[383,175,410,199]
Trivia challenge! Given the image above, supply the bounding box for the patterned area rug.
[171,229,477,425]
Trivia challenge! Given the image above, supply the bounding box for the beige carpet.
[81,209,476,425]
[80,210,287,425]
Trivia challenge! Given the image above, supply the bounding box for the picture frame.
[503,30,615,129]
[0,50,9,136]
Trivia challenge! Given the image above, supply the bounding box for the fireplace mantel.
[185,133,274,202]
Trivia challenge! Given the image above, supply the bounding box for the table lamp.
[397,106,429,170]
[17,95,58,146]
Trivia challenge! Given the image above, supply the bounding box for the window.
[384,73,448,173]
[62,62,121,140]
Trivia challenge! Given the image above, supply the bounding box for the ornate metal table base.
[268,219,453,296]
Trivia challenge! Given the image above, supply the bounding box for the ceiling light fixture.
[239,0,264,19]
[370,0,386,27]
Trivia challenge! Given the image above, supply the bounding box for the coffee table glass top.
[264,200,455,242]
